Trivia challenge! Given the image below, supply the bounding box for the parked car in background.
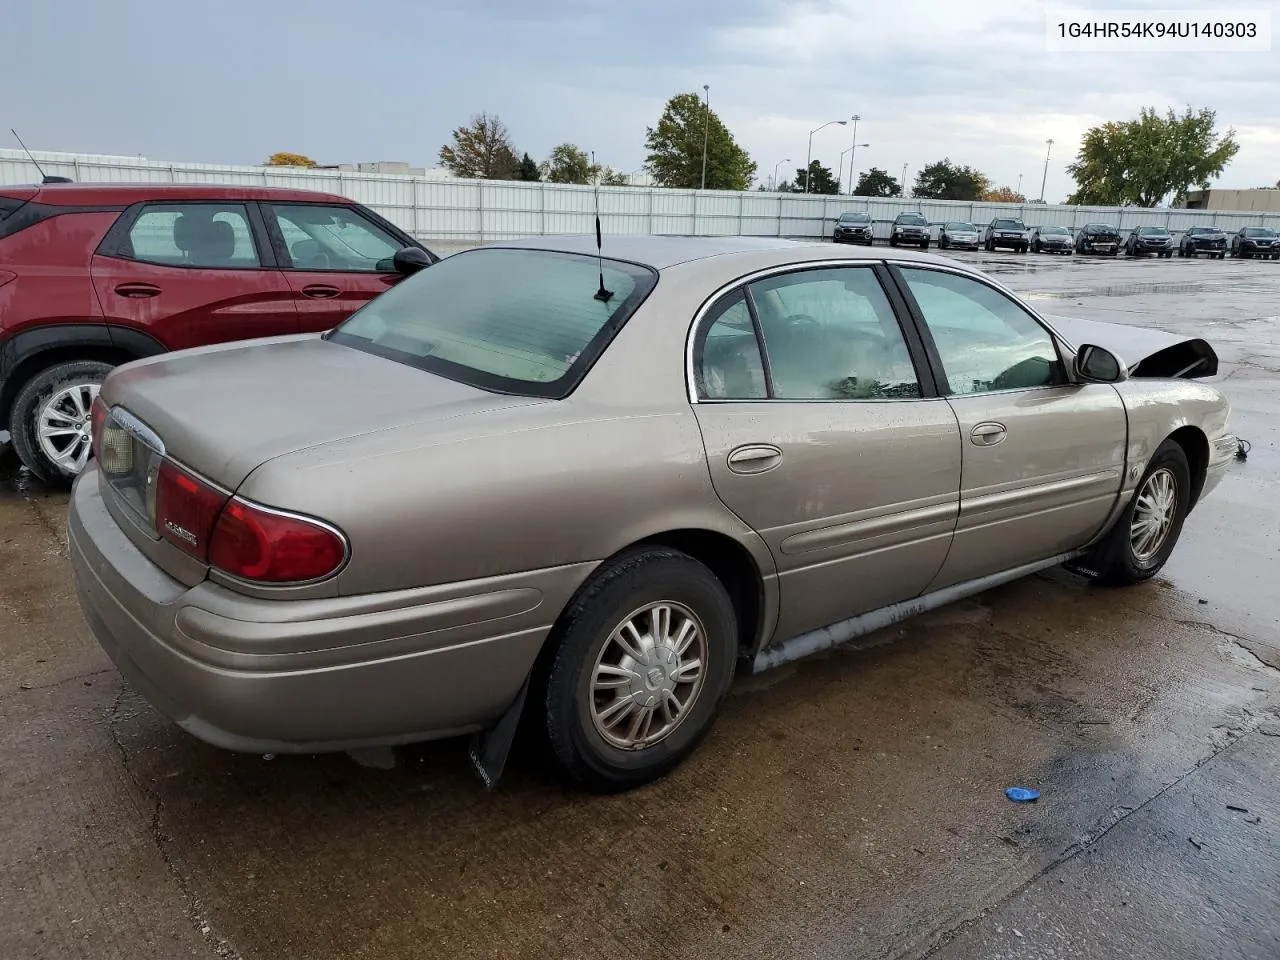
[0,182,436,483]
[1075,223,1121,256]
[70,236,1236,792]
[1125,226,1175,258]
[938,221,981,250]
[832,211,874,245]
[1030,225,1073,254]
[1178,226,1227,259]
[889,213,930,248]
[983,217,1028,253]
[1230,226,1280,259]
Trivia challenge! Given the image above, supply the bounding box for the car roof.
[482,234,967,271]
[21,182,352,206]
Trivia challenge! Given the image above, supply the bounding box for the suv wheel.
[10,361,114,485]
[542,547,737,791]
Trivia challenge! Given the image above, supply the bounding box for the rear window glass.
[327,249,657,399]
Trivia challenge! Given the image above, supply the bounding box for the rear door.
[890,264,1127,588]
[690,263,962,643]
[91,200,298,350]
[260,202,426,332]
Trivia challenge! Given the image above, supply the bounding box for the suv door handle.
[115,282,161,298]
[970,422,1007,446]
[301,284,341,299]
[727,444,782,474]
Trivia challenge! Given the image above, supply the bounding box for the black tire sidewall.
[543,549,738,791]
[1097,441,1192,585]
[10,360,114,484]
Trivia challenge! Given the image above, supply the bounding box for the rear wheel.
[1083,441,1191,587]
[542,548,738,792]
[10,361,114,486]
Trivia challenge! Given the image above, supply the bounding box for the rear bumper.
[69,467,580,753]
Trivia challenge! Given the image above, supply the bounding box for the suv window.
[694,291,768,400]
[743,267,920,400]
[896,214,927,225]
[1039,225,1069,234]
[270,204,403,271]
[328,248,656,399]
[947,222,976,231]
[1138,227,1169,235]
[126,203,260,268]
[839,213,871,223]
[991,219,1024,230]
[1244,228,1276,238]
[899,267,1064,395]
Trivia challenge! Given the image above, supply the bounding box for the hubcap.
[1130,467,1178,563]
[36,382,101,475]
[589,601,708,750]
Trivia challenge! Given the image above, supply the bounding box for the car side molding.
[749,549,1084,673]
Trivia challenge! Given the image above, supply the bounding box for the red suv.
[0,182,436,482]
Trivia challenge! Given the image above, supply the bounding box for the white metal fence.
[4,148,1278,245]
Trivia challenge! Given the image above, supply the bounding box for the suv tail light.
[155,460,229,560]
[209,499,347,583]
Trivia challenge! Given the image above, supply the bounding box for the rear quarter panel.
[0,212,115,334]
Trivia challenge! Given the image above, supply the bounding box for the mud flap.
[468,678,530,790]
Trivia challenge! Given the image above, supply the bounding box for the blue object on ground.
[1006,787,1040,803]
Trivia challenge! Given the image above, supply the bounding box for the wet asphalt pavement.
[1,250,1278,960]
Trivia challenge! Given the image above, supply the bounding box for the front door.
[690,264,963,643]
[91,200,298,350]
[891,265,1127,588]
[262,202,412,332]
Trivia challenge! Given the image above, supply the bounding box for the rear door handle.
[114,282,161,298]
[301,284,342,299]
[727,444,783,474]
[970,422,1007,446]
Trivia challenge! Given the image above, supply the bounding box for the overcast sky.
[4,0,1278,200]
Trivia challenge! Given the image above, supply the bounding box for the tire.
[920,239,929,250]
[1083,440,1192,587]
[889,237,899,247]
[10,360,114,486]
[541,547,738,792]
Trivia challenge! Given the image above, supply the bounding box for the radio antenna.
[592,178,613,303]
[11,129,48,180]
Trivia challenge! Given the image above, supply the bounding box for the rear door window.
[125,203,262,268]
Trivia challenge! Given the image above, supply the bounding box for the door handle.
[727,444,783,474]
[301,284,342,299]
[114,282,161,298]
[970,422,1007,446]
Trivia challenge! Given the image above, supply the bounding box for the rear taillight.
[155,460,229,561]
[208,499,347,584]
[89,396,108,462]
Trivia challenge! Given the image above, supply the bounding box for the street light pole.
[1039,138,1054,202]
[700,85,711,190]
[805,118,850,193]
[772,158,791,192]
[841,143,869,194]
[845,115,860,193]
[1016,172,1023,195]
[901,162,909,195]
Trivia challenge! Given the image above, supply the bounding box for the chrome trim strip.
[751,549,1083,672]
[108,405,165,455]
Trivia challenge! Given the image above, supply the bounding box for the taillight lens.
[155,460,229,561]
[89,396,109,462]
[208,499,347,584]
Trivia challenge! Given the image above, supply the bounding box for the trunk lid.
[100,334,549,490]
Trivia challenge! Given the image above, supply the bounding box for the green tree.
[793,160,839,194]
[1066,106,1239,207]
[911,158,990,201]
[438,112,519,179]
[596,166,630,186]
[983,185,1026,203]
[853,167,901,197]
[517,152,541,182]
[266,152,316,167]
[541,143,593,184]
[644,92,756,190]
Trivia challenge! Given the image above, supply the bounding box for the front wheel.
[920,239,929,250]
[1083,440,1191,587]
[10,360,114,486]
[542,547,738,792]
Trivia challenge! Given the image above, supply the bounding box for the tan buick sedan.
[69,236,1237,792]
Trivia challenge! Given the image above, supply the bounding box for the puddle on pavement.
[0,447,57,501]
[1025,281,1208,300]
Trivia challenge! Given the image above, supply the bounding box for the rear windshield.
[896,214,928,225]
[1138,227,1169,235]
[327,248,657,398]
[1244,227,1276,237]
[1039,225,1069,234]
[992,219,1024,229]
[839,213,871,223]
[946,222,976,231]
